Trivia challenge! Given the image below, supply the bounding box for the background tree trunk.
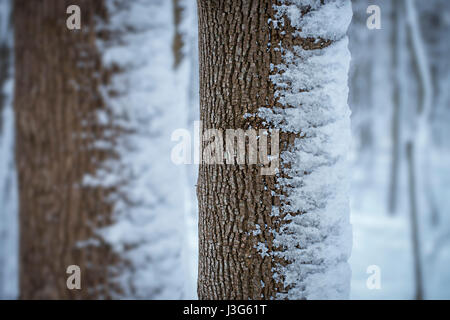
[388,0,404,215]
[14,0,123,299]
[406,142,424,300]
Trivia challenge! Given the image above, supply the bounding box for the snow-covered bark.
[260,0,353,299]
[0,0,18,300]
[84,0,195,299]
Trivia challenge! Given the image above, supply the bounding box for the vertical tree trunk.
[197,0,352,300]
[406,142,424,300]
[16,0,194,299]
[197,1,278,299]
[388,0,404,214]
[404,0,431,299]
[14,0,123,299]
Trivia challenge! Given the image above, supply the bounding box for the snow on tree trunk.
[181,0,200,299]
[86,0,194,298]
[0,0,18,299]
[197,0,352,299]
[264,0,353,300]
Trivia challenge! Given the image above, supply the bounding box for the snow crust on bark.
[82,0,192,299]
[260,0,353,299]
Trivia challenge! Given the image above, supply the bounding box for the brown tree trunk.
[14,0,123,299]
[197,0,351,300]
[197,0,279,300]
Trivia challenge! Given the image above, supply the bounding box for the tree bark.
[14,0,123,299]
[197,0,278,299]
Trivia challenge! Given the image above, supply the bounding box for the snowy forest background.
[1,0,450,299]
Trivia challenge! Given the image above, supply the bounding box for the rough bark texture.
[15,0,124,299]
[197,0,277,300]
[197,0,334,299]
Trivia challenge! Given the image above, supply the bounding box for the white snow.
[274,0,352,40]
[0,0,18,300]
[82,0,195,299]
[259,0,353,299]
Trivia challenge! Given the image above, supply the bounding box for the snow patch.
[83,0,193,299]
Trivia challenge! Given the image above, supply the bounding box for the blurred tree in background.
[348,0,450,299]
[10,0,198,299]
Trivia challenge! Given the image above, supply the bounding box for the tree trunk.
[406,142,424,300]
[197,1,278,299]
[197,0,352,300]
[388,0,404,215]
[14,0,123,299]
[404,0,431,299]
